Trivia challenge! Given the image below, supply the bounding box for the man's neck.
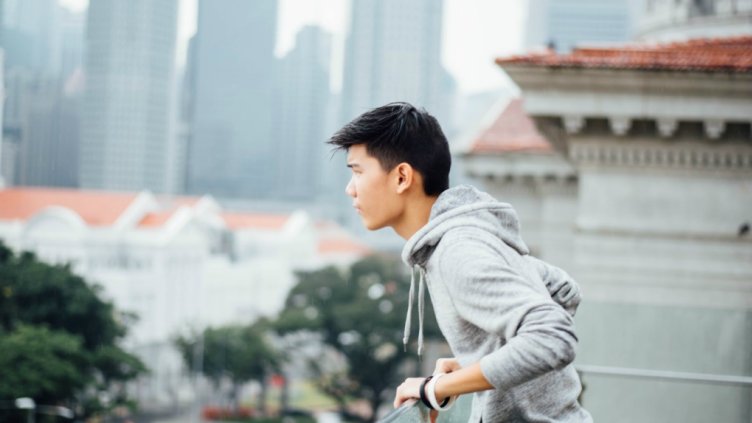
[393,195,438,240]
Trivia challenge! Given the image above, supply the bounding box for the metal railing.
[378,396,473,423]
[377,366,752,422]
[576,364,752,387]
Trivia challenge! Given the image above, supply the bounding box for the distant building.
[341,0,455,125]
[80,0,178,193]
[187,0,278,199]
[0,186,369,410]
[457,97,577,267]
[637,0,752,41]
[58,5,84,81]
[1,0,84,189]
[0,49,6,188]
[7,74,80,188]
[525,0,635,52]
[274,26,333,202]
[1,0,61,76]
[474,36,752,422]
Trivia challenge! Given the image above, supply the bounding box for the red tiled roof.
[0,188,293,231]
[0,187,137,226]
[138,211,175,228]
[469,98,552,154]
[137,196,201,228]
[221,213,289,230]
[496,36,752,72]
[317,238,371,255]
[315,220,339,230]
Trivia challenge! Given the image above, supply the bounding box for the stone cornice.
[504,66,752,123]
[504,66,752,95]
[461,151,578,182]
[532,115,751,144]
[569,139,752,171]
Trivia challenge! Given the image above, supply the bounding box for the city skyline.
[59,0,526,94]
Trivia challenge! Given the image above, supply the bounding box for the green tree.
[175,322,282,416]
[275,256,441,422]
[0,241,146,418]
[0,325,89,401]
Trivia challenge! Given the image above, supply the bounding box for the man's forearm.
[433,362,494,402]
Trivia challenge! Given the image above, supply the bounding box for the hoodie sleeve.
[436,236,578,393]
[524,255,581,316]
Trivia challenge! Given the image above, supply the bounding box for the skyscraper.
[525,0,633,53]
[2,0,83,188]
[59,5,84,82]
[80,0,178,193]
[340,0,454,125]
[0,50,6,188]
[187,0,278,199]
[1,0,61,76]
[12,75,80,188]
[274,26,333,201]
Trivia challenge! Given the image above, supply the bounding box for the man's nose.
[345,177,356,197]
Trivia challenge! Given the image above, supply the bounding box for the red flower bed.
[201,405,254,421]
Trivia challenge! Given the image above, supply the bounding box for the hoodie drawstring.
[403,267,415,351]
[403,265,426,357]
[417,267,425,357]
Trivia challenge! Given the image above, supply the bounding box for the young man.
[328,102,592,422]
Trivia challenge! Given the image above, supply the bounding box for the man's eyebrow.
[347,163,361,169]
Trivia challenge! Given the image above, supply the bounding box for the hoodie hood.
[399,185,529,356]
[402,185,529,268]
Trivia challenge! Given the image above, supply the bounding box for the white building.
[466,36,752,422]
[457,97,577,268]
[0,187,369,409]
[637,0,752,41]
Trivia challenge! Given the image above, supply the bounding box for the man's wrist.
[419,376,434,409]
[426,374,453,410]
[433,373,449,402]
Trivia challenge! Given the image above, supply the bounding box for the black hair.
[327,102,451,196]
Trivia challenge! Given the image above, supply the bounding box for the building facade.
[274,26,333,202]
[340,0,454,125]
[1,0,84,189]
[0,187,368,410]
[467,36,752,422]
[80,0,178,193]
[186,0,278,199]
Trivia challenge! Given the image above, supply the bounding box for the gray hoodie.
[401,185,592,423]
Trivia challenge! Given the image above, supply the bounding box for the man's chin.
[363,218,387,231]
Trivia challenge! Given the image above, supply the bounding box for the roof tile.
[496,36,752,72]
[469,98,552,154]
[0,187,137,226]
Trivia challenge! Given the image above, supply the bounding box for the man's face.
[345,144,403,231]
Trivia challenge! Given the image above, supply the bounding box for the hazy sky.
[58,0,526,93]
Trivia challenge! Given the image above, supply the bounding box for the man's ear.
[394,163,413,194]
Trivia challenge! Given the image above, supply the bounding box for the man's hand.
[394,358,460,408]
[393,377,439,423]
[393,377,423,408]
[433,358,461,375]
